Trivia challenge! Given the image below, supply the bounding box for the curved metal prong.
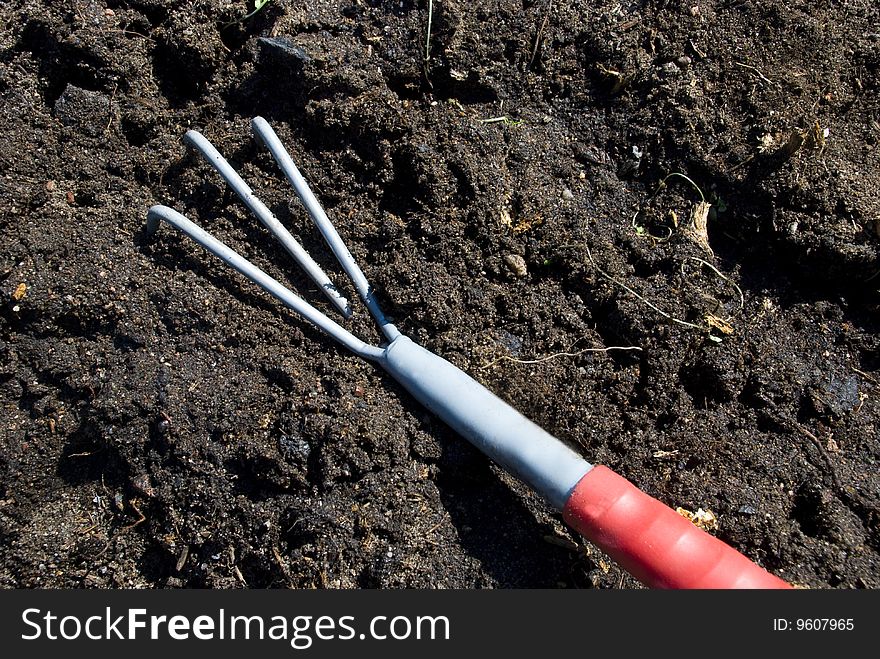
[251,117,400,342]
[184,130,353,318]
[147,205,384,361]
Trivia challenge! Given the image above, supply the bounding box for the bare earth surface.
[1,0,878,588]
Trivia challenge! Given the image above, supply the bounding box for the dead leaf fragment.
[597,64,634,95]
[676,506,719,532]
[513,214,544,235]
[806,120,827,151]
[706,314,734,335]
[12,283,27,301]
[780,128,807,158]
[683,201,713,256]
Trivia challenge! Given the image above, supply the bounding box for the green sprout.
[248,0,273,18]
[708,192,728,221]
[224,0,274,29]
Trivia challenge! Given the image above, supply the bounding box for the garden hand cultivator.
[147,117,791,589]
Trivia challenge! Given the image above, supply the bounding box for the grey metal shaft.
[381,336,593,509]
[251,116,400,342]
[146,205,384,361]
[184,130,352,318]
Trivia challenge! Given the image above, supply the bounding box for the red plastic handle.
[563,466,792,589]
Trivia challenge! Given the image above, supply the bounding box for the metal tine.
[184,129,353,318]
[251,117,401,343]
[146,205,385,362]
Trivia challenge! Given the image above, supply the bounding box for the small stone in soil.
[503,254,528,277]
[256,37,312,71]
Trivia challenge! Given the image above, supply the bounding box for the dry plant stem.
[659,172,705,203]
[852,367,877,385]
[584,245,704,330]
[632,171,704,240]
[529,0,554,68]
[681,257,745,312]
[734,61,774,86]
[482,344,642,370]
[631,209,672,241]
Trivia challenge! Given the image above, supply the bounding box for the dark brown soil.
[1,0,878,589]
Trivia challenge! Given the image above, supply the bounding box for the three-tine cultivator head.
[147,117,791,589]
